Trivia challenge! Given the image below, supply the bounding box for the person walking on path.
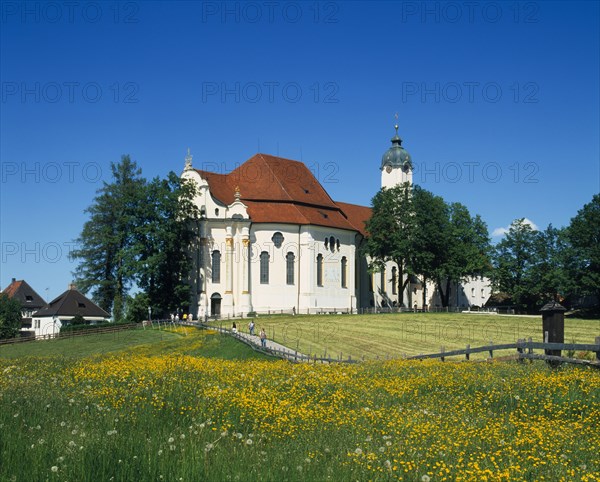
[260,327,267,349]
[248,320,255,336]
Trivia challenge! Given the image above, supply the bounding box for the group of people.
[231,320,267,348]
[170,313,190,322]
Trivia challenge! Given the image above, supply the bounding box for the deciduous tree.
[0,293,22,339]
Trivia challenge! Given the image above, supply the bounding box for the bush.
[71,314,86,325]
[59,320,119,333]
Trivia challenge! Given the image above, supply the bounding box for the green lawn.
[0,327,271,361]
[212,312,600,360]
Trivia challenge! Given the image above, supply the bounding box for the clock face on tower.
[385,165,392,173]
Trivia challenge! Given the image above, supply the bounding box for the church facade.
[182,128,490,318]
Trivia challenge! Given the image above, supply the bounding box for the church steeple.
[380,118,413,189]
[184,148,193,171]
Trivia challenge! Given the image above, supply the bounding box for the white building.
[30,284,110,338]
[183,127,491,318]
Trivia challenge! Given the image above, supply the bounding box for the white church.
[182,126,490,318]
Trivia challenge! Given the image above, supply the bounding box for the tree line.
[364,184,599,314]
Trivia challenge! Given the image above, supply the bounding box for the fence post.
[465,344,470,361]
[441,346,445,362]
[517,338,524,363]
[596,336,600,363]
[488,341,493,359]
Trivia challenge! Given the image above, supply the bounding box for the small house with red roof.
[1,278,47,332]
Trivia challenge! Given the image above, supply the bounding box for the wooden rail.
[199,323,600,367]
[0,323,141,346]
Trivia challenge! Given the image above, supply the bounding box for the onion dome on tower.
[380,123,412,174]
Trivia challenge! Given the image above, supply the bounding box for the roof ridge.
[255,154,294,202]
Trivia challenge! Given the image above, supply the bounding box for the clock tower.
[380,123,413,189]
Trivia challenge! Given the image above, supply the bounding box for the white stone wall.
[381,165,412,190]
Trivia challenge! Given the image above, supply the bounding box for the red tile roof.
[2,279,46,309]
[335,201,372,236]
[196,154,373,233]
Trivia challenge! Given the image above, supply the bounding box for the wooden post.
[516,338,524,363]
[465,344,470,361]
[441,346,445,362]
[596,337,600,362]
[488,341,494,359]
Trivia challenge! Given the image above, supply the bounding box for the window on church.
[380,269,386,293]
[336,239,340,251]
[341,256,347,288]
[272,232,284,248]
[286,252,295,285]
[317,254,323,287]
[324,238,328,249]
[211,250,221,283]
[260,251,270,284]
[329,236,335,253]
[392,267,397,295]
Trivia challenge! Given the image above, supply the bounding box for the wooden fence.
[0,323,141,347]
[199,323,600,367]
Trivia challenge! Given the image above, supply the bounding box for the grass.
[212,312,600,360]
[1,337,599,481]
[0,326,271,361]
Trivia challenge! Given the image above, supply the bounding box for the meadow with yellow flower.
[1,327,599,481]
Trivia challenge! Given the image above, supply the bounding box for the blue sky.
[1,0,599,301]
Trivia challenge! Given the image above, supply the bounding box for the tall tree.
[72,155,146,320]
[435,203,491,307]
[410,186,450,308]
[0,293,22,339]
[530,225,575,304]
[363,183,415,307]
[492,219,539,312]
[567,194,600,304]
[132,173,199,317]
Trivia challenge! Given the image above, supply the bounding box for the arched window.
[324,237,329,249]
[286,252,295,285]
[391,267,397,295]
[336,239,340,251]
[211,251,221,283]
[272,232,284,248]
[260,251,270,284]
[380,268,386,293]
[329,236,335,253]
[316,254,323,287]
[341,256,347,288]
